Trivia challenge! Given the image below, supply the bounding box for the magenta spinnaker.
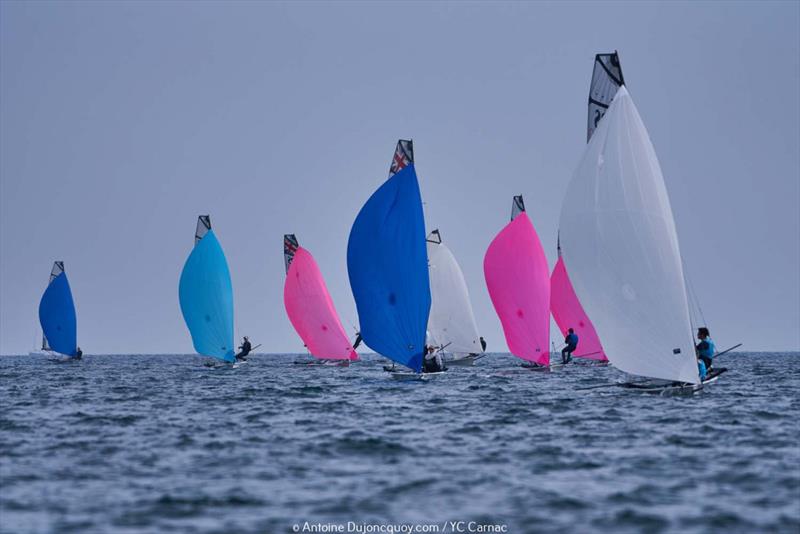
[284,247,358,361]
[550,256,608,361]
[483,212,550,366]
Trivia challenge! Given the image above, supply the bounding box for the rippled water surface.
[1,352,798,533]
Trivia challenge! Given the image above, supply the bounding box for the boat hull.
[443,354,481,366]
[389,371,444,381]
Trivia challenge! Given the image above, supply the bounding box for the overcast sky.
[1,1,798,355]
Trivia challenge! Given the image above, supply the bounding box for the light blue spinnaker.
[347,140,431,373]
[38,261,78,357]
[178,216,235,362]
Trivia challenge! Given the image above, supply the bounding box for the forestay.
[38,261,78,357]
[559,86,698,383]
[484,196,550,366]
[179,215,235,362]
[284,234,358,361]
[426,230,482,357]
[347,140,431,373]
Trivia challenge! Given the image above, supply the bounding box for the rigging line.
[684,264,708,327]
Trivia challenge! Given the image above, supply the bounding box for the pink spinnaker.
[284,247,358,360]
[484,213,551,365]
[550,256,608,361]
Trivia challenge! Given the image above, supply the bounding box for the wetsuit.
[235,340,252,361]
[561,333,579,364]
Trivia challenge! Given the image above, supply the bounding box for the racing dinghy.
[347,140,438,381]
[484,196,551,370]
[559,68,712,393]
[37,261,80,361]
[426,229,484,366]
[548,53,624,365]
[178,215,236,366]
[283,234,358,366]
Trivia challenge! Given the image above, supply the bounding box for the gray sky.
[1,1,798,355]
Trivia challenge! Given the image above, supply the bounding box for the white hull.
[443,354,481,366]
[389,371,444,381]
[620,368,727,395]
[29,350,56,357]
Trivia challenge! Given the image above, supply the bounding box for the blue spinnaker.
[178,229,235,362]
[38,272,77,357]
[347,163,430,372]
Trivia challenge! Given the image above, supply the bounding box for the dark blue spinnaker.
[347,141,430,373]
[38,263,77,357]
[179,217,235,362]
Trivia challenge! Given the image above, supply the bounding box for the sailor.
[695,327,716,371]
[353,332,363,350]
[422,345,445,373]
[235,336,252,361]
[74,347,82,360]
[561,328,579,364]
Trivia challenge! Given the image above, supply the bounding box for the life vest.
[697,338,715,358]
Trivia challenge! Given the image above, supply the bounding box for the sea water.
[0,352,797,533]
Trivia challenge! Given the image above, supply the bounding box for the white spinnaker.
[426,232,482,357]
[559,86,698,384]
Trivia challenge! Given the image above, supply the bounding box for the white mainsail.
[426,230,483,357]
[559,86,699,384]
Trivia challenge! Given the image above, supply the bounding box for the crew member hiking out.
[235,336,252,361]
[562,328,579,364]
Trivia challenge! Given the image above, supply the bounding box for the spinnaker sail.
[37,261,78,357]
[550,238,607,361]
[284,234,358,361]
[559,86,698,383]
[426,229,482,358]
[484,196,550,365]
[178,215,235,362]
[588,51,624,142]
[347,139,430,373]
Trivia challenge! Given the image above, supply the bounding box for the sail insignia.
[389,139,414,177]
[511,195,526,221]
[588,51,625,142]
[284,234,299,273]
[194,215,211,245]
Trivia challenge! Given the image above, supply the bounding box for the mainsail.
[426,229,482,357]
[347,139,431,372]
[38,261,78,357]
[284,234,358,360]
[587,51,625,142]
[550,238,607,361]
[484,196,550,365]
[559,86,698,383]
[178,215,235,362]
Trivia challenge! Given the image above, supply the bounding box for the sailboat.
[484,196,551,368]
[550,238,607,363]
[36,261,80,360]
[426,229,484,365]
[283,234,358,366]
[548,53,624,365]
[347,139,436,380]
[178,215,236,365]
[558,78,720,392]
